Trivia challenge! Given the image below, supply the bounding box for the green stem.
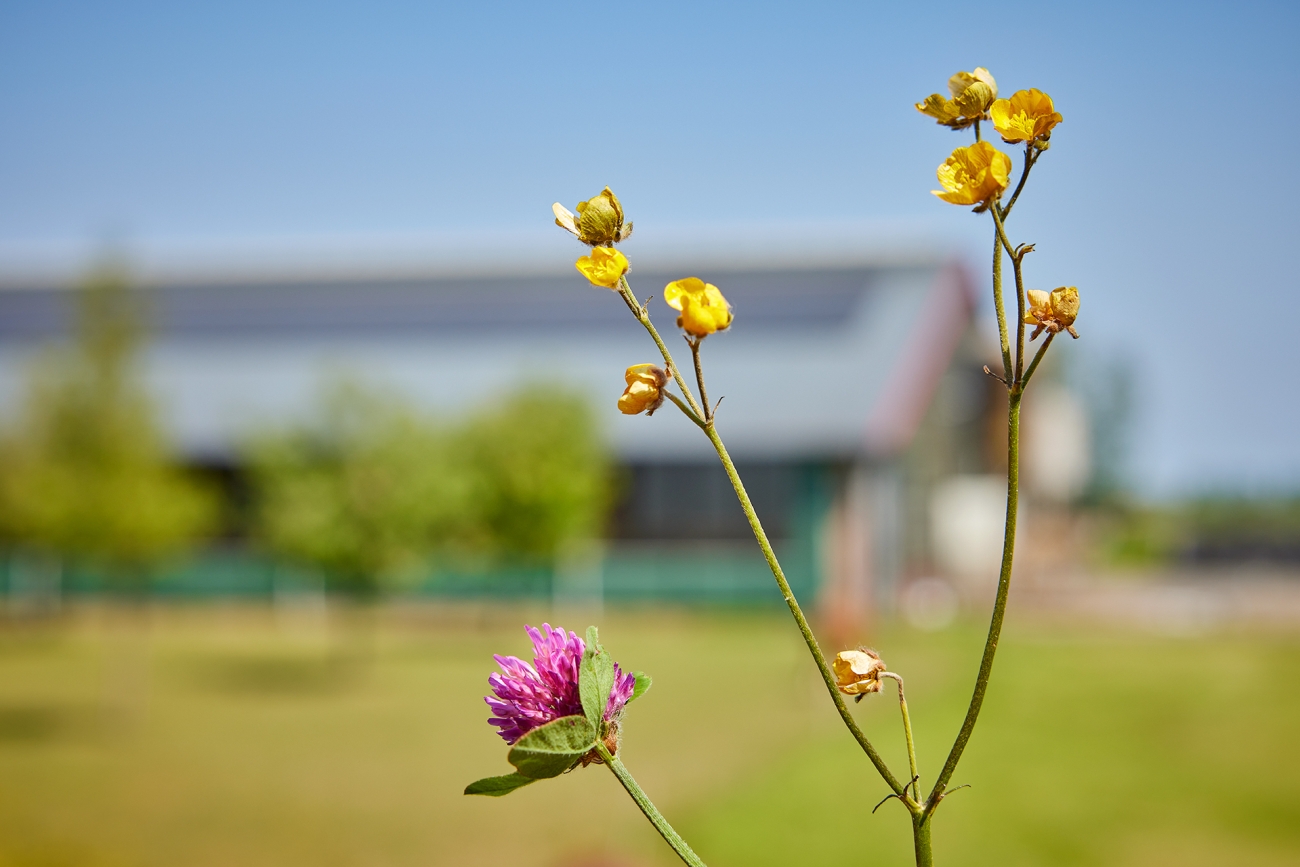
[1002,144,1037,219]
[882,672,919,802]
[597,743,707,867]
[989,205,1026,382]
[703,423,907,797]
[663,390,706,429]
[926,390,1021,811]
[689,337,711,422]
[990,221,1012,381]
[1021,332,1055,388]
[619,276,706,420]
[912,813,934,867]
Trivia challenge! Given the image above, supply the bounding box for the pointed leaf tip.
[465,772,535,797]
[628,670,652,704]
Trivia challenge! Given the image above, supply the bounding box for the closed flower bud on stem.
[833,648,887,701]
[553,187,633,246]
[618,364,669,416]
[575,247,630,288]
[1025,286,1081,339]
[990,89,1063,144]
[663,277,733,337]
[933,141,1012,207]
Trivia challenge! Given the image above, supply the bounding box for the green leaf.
[579,625,615,731]
[464,772,535,797]
[628,670,652,704]
[507,715,597,779]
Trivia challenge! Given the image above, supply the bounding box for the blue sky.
[1,0,1297,497]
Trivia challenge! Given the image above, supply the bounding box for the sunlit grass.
[0,604,1294,866]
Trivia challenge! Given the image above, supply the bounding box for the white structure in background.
[930,475,1006,593]
[1025,384,1091,503]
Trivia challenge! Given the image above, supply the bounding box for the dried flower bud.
[917,67,997,128]
[833,648,886,699]
[575,247,630,289]
[553,187,633,246]
[618,364,669,415]
[1024,286,1080,339]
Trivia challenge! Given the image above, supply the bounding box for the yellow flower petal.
[663,277,733,337]
[617,364,667,415]
[990,89,1062,143]
[575,247,629,289]
[932,141,1011,206]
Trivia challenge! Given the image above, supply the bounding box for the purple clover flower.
[485,623,636,745]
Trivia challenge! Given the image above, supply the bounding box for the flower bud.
[1024,286,1080,339]
[554,187,633,246]
[833,648,886,698]
[663,277,733,337]
[618,364,668,415]
[575,247,630,289]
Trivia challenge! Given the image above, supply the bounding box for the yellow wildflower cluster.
[1025,286,1080,339]
[833,649,886,699]
[617,364,668,415]
[663,277,733,338]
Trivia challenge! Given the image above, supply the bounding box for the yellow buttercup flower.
[1024,286,1080,338]
[990,89,1063,143]
[933,141,1012,206]
[575,247,629,289]
[618,364,668,415]
[553,187,633,246]
[663,277,733,337]
[833,649,886,699]
[916,67,997,128]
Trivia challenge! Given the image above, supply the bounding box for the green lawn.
[0,604,1296,867]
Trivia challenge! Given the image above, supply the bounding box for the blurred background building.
[0,252,1062,636]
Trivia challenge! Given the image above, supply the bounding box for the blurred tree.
[245,382,473,596]
[461,388,610,559]
[245,383,610,595]
[0,265,217,592]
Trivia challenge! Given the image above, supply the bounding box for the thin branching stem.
[1002,144,1038,219]
[990,220,1013,381]
[881,672,919,803]
[926,389,1021,812]
[689,337,711,423]
[702,424,908,799]
[1021,332,1055,387]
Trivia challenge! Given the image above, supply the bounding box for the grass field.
[0,602,1296,867]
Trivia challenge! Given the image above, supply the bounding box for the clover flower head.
[664,277,733,337]
[933,141,1012,207]
[485,623,636,745]
[991,89,1063,144]
[1024,286,1080,339]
